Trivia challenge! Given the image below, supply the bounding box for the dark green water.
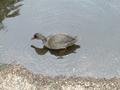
[0,0,120,78]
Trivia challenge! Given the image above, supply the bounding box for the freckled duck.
[31,33,78,50]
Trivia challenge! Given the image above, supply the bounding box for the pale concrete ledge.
[0,64,120,90]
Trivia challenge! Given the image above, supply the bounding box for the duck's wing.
[45,34,77,49]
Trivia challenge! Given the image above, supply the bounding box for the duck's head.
[31,33,47,43]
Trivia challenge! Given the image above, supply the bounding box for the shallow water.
[0,0,120,78]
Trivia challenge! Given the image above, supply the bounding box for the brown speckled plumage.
[32,33,77,50]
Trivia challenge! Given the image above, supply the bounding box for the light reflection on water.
[0,0,120,78]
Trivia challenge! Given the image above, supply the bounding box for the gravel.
[0,64,120,90]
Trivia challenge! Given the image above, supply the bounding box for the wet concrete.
[0,64,120,90]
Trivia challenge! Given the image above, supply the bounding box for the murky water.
[0,0,120,78]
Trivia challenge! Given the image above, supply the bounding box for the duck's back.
[45,34,77,49]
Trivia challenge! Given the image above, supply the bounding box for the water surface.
[0,0,120,78]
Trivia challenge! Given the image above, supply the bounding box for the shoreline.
[0,64,120,90]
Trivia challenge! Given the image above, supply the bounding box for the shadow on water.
[31,44,80,59]
[0,0,23,30]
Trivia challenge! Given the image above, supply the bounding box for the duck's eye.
[34,34,37,38]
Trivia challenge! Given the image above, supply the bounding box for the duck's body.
[32,33,77,50]
[45,34,77,49]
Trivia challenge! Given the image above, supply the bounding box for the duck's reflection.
[31,44,80,59]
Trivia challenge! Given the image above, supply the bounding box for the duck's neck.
[37,34,47,44]
[42,38,47,44]
[40,35,47,44]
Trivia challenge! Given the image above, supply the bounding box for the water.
[0,0,120,78]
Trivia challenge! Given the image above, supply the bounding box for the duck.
[31,33,78,50]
